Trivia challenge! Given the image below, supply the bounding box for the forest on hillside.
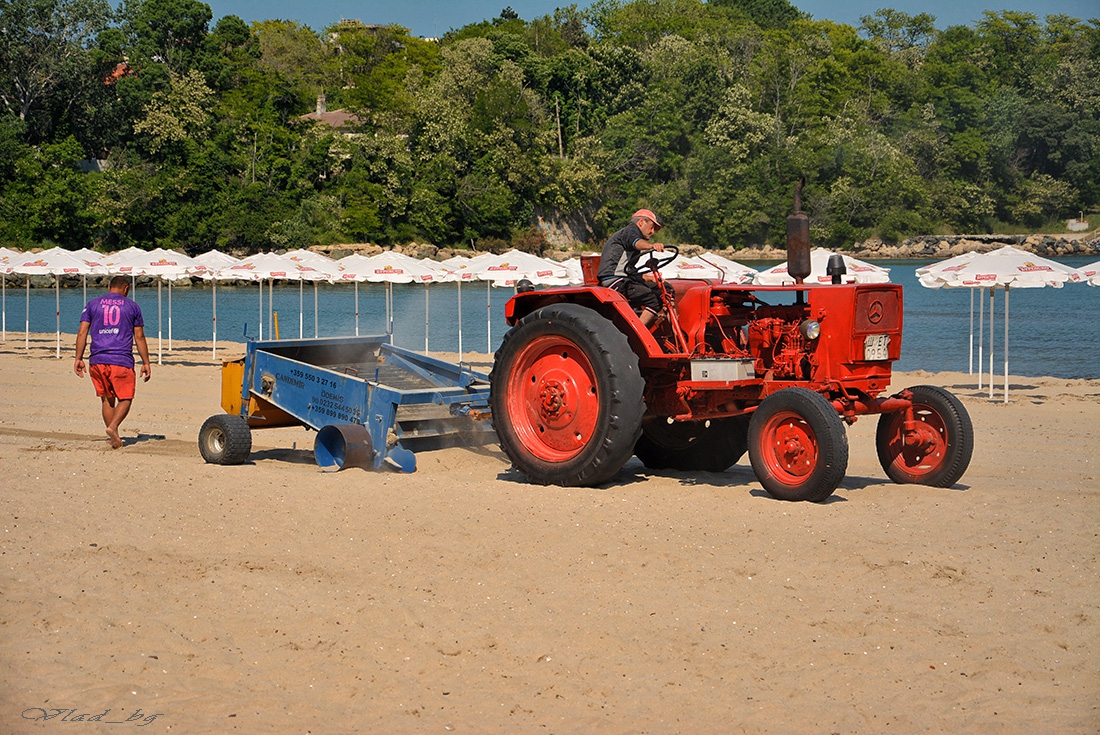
[1,0,1098,254]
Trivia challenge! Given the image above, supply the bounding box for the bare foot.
[106,427,123,449]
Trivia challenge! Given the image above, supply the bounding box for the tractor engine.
[747,311,813,381]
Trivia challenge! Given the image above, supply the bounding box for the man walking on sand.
[74,276,151,448]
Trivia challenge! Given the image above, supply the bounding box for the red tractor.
[489,195,973,501]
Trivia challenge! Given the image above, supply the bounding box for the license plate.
[864,334,890,361]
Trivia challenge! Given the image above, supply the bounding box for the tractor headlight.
[799,319,821,340]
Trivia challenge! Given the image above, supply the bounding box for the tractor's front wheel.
[634,416,749,472]
[490,304,645,486]
[876,385,973,487]
[748,388,848,502]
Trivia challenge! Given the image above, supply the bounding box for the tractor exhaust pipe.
[786,177,811,285]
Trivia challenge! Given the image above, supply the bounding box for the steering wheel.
[628,245,679,278]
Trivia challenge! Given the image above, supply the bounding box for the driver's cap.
[633,209,662,230]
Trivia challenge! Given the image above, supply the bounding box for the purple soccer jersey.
[81,293,145,369]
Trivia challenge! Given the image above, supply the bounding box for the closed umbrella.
[753,248,890,285]
[918,245,1083,402]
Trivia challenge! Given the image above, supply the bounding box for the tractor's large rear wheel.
[490,304,644,486]
[634,416,749,472]
[876,385,973,487]
[748,388,848,502]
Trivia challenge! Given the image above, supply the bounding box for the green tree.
[0,0,113,137]
[133,69,213,155]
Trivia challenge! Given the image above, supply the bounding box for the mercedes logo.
[868,299,884,324]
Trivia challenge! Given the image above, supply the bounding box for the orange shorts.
[89,363,136,401]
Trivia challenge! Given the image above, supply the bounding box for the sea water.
[4,256,1097,379]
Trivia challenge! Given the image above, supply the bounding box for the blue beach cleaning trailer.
[198,335,495,472]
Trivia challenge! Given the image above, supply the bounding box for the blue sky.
[204,0,1098,37]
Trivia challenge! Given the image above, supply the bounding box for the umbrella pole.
[424,283,429,353]
[486,281,491,354]
[2,272,6,341]
[55,276,60,359]
[258,280,262,341]
[354,282,359,336]
[269,279,274,339]
[981,290,990,389]
[968,288,974,375]
[25,278,29,350]
[299,280,303,339]
[212,280,217,362]
[1003,286,1010,403]
[168,280,173,353]
[313,282,318,338]
[157,278,163,365]
[82,275,86,310]
[457,280,463,361]
[988,288,995,401]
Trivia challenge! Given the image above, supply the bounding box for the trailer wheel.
[748,388,848,502]
[876,385,973,487]
[634,416,749,472]
[491,303,644,486]
[198,414,252,465]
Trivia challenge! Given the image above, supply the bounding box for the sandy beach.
[1,332,1097,734]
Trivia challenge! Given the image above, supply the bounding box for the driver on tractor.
[597,208,666,327]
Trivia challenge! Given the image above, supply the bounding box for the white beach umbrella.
[107,248,200,363]
[11,248,97,356]
[192,249,239,271]
[559,258,585,285]
[335,253,377,337]
[0,246,21,342]
[361,251,449,351]
[70,248,109,306]
[466,249,570,286]
[466,250,570,352]
[695,253,757,284]
[919,245,1084,402]
[916,251,985,376]
[663,254,725,280]
[1081,260,1100,286]
[438,255,476,359]
[284,249,342,338]
[753,247,891,285]
[191,250,239,361]
[215,252,304,341]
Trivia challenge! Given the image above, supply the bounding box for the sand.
[1,332,1097,734]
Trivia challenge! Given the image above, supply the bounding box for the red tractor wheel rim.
[505,335,599,463]
[885,403,949,478]
[759,410,819,486]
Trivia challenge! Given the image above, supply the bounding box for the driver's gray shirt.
[597,222,646,283]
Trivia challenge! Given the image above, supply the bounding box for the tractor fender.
[504,287,666,360]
